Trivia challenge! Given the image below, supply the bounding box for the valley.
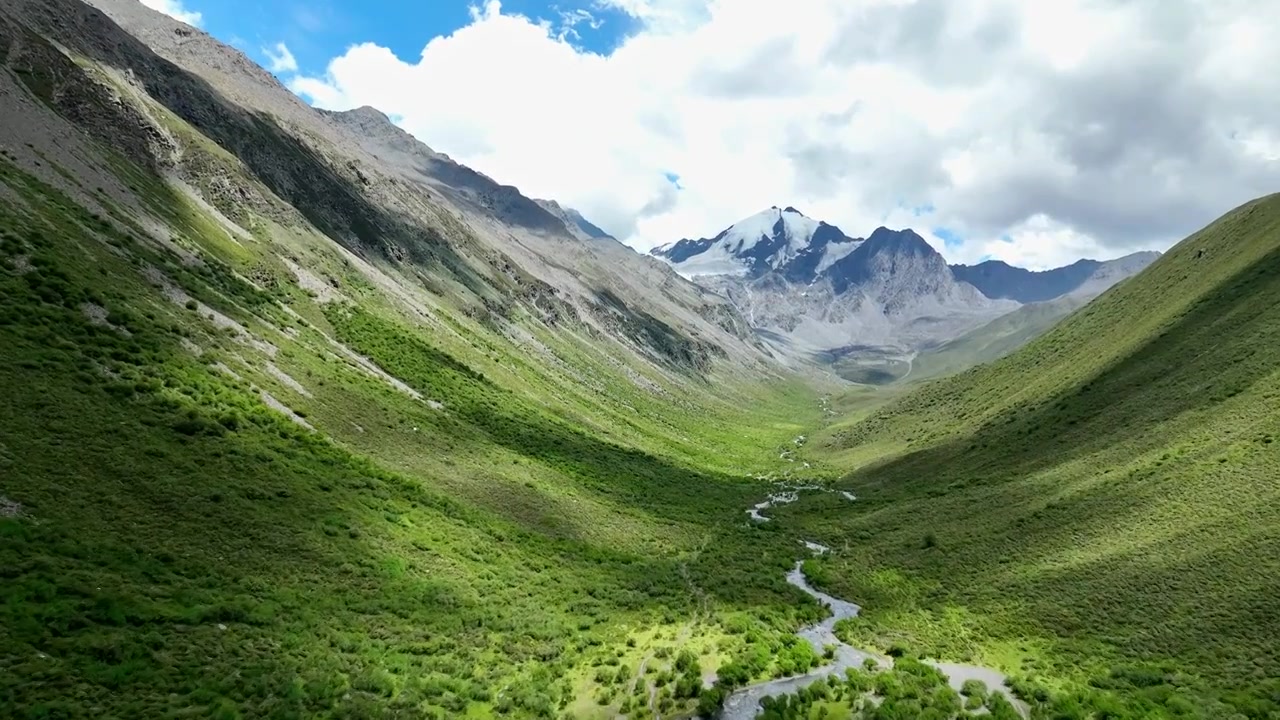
[724,484,1027,720]
[1,1,1278,720]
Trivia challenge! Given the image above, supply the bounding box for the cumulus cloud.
[264,42,299,74]
[290,0,1280,269]
[139,0,202,27]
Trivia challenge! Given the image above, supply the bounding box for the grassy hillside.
[0,90,825,720]
[790,194,1280,717]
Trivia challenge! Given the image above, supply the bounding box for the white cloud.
[290,0,1280,270]
[264,42,299,75]
[555,8,602,41]
[139,0,202,27]
[955,215,1165,270]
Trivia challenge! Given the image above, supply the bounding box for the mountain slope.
[48,0,766,376]
[823,227,990,310]
[792,193,1280,717]
[0,2,839,718]
[534,198,616,242]
[907,294,1091,381]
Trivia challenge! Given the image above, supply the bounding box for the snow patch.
[671,242,751,277]
[725,208,788,253]
[663,207,832,276]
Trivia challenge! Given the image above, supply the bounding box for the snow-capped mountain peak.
[651,206,859,278]
[721,206,818,260]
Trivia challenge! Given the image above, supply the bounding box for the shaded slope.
[793,194,1280,718]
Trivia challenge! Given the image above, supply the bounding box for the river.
[723,486,1027,719]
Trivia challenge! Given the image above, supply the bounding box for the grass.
[790,193,1280,718]
[0,148,828,720]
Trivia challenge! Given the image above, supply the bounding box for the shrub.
[961,678,988,699]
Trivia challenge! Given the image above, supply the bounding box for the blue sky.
[194,1,633,77]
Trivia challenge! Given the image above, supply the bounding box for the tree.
[696,686,726,718]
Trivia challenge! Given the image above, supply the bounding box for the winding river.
[724,486,1027,719]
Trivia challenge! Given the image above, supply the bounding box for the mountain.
[652,209,1017,363]
[0,1,841,717]
[653,209,1158,379]
[799,192,1280,717]
[310,106,622,248]
[952,251,1162,303]
[319,104,573,237]
[905,293,1089,381]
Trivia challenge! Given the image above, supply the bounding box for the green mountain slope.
[0,4,839,718]
[792,194,1280,717]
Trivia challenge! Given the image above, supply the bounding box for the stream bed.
[724,487,1027,719]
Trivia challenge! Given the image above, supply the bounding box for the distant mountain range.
[952,253,1161,304]
[652,206,1160,380]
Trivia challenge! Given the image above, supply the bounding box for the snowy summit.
[651,206,860,278]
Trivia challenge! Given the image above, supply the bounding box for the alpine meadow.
[1,1,1278,720]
